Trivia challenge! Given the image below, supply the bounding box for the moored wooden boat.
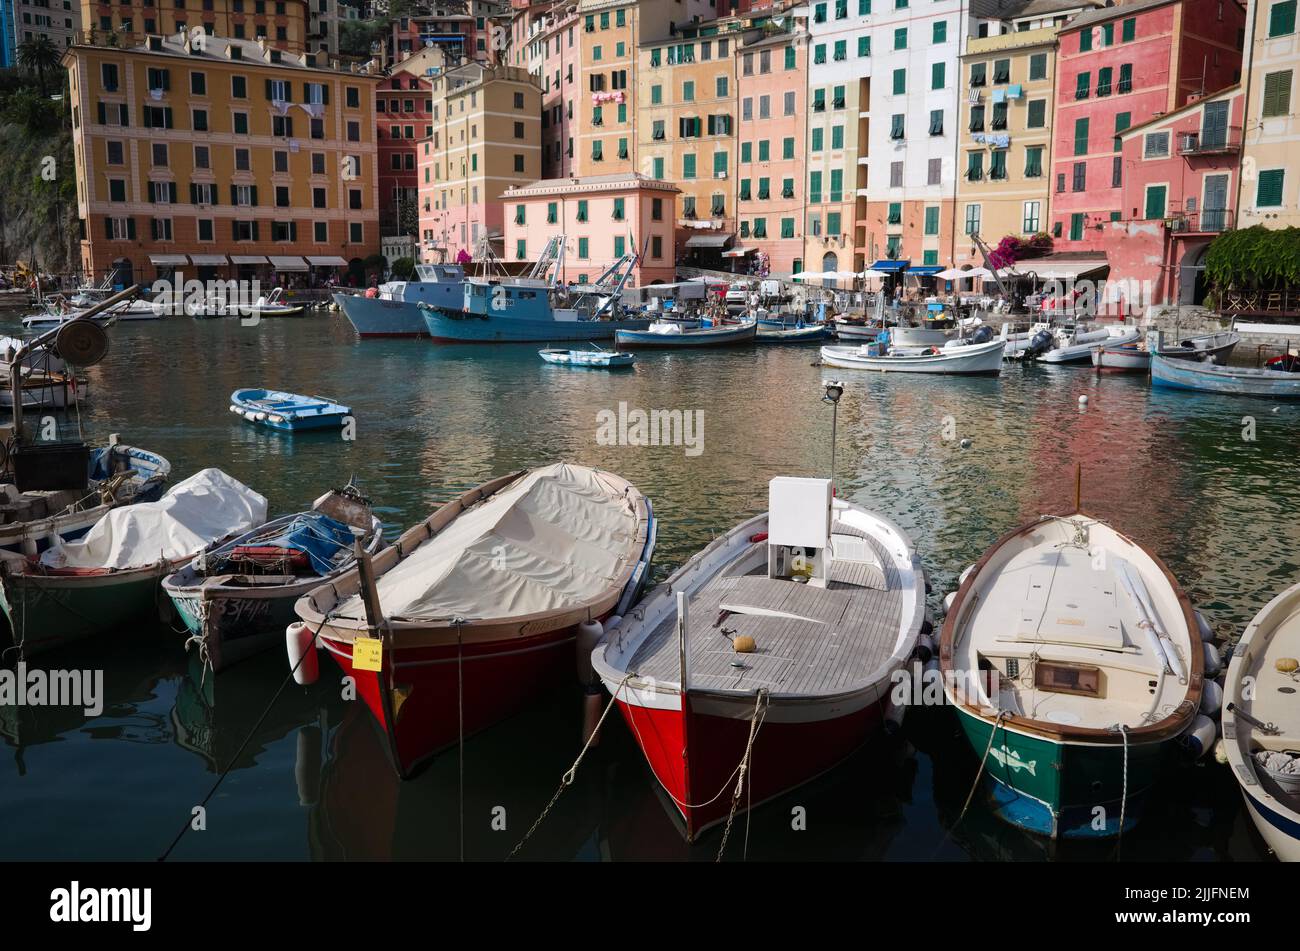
[820,337,1006,374]
[1150,349,1300,397]
[1093,330,1242,371]
[615,320,757,348]
[1222,582,1300,861]
[291,463,655,778]
[0,469,266,656]
[940,511,1204,838]
[231,389,352,432]
[164,484,384,673]
[538,346,635,368]
[593,477,926,840]
[755,324,831,343]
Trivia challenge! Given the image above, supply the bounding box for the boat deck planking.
[628,532,904,696]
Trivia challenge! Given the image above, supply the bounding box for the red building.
[1101,84,1244,311]
[1050,0,1244,251]
[378,49,443,237]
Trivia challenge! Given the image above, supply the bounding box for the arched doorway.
[822,252,838,290]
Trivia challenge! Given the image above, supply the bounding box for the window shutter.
[230,184,238,204]
[251,185,258,206]
[190,183,197,204]
[126,217,136,239]
[104,217,113,240]
[169,182,178,203]
[233,220,240,240]
[322,85,329,105]
[97,102,106,124]
[119,103,130,127]
[165,108,174,129]
[252,221,259,241]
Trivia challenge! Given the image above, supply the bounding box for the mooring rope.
[931,708,1009,859]
[1114,723,1130,861]
[158,610,336,861]
[455,616,465,864]
[716,689,768,863]
[507,674,630,861]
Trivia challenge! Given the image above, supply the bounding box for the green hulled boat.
[940,510,1206,839]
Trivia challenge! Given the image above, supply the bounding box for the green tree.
[390,257,416,280]
[17,37,60,97]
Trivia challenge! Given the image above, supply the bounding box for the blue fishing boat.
[335,264,466,337]
[230,389,352,432]
[615,320,758,348]
[539,346,635,368]
[1150,351,1300,397]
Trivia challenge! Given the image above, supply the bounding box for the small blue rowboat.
[615,320,757,348]
[539,347,635,368]
[1150,352,1300,398]
[230,389,352,432]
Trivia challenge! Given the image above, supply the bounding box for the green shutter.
[924,206,939,235]
[1264,71,1293,118]
[1074,117,1089,155]
[682,153,696,178]
[1258,169,1285,206]
[893,68,906,95]
[1271,0,1297,37]
[1070,213,1085,240]
[1144,185,1167,219]
[1080,29,1092,52]
[932,62,945,89]
[1075,72,1090,99]
[1122,17,1136,41]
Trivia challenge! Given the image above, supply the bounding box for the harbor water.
[0,311,1285,860]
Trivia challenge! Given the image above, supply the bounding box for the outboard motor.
[1023,328,1054,361]
[968,324,994,344]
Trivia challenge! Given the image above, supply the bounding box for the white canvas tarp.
[341,463,639,622]
[44,468,267,570]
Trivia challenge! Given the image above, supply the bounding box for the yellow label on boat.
[1055,618,1085,626]
[352,636,383,672]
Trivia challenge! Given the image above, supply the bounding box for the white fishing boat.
[820,336,1006,374]
[593,476,926,840]
[941,508,1205,838]
[1223,582,1300,861]
[1031,324,1140,364]
[22,297,160,328]
[1000,322,1054,360]
[538,345,635,368]
[1092,331,1242,371]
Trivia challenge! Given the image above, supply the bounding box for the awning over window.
[148,254,188,265]
[871,259,910,272]
[721,247,754,258]
[1019,260,1109,281]
[684,233,733,249]
[909,265,945,276]
[188,254,228,266]
[230,255,269,265]
[306,255,349,266]
[269,256,309,271]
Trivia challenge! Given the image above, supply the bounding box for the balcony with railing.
[1167,209,1234,234]
[1177,127,1243,156]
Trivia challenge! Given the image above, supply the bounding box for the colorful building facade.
[415,63,542,262]
[500,172,678,284]
[65,33,380,284]
[80,0,311,52]
[1239,0,1300,227]
[1050,0,1245,249]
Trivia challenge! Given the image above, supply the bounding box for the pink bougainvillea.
[987,233,1053,270]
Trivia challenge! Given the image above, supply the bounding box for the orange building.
[66,33,381,284]
[80,0,311,53]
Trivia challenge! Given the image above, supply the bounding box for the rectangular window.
[1023,201,1041,233]
[1271,0,1297,37]
[1027,99,1046,128]
[1075,71,1090,100]
[1122,17,1136,41]
[924,206,939,235]
[1072,162,1087,191]
[1258,169,1285,206]
[933,21,947,43]
[1029,53,1047,82]
[990,150,1007,180]
[1263,71,1293,117]
[1144,184,1167,219]
[1070,212,1085,241]
[964,204,980,235]
[683,154,696,179]
[1025,146,1043,177]
[1097,67,1113,97]
[1144,132,1169,158]
[1074,117,1089,156]
[1118,64,1132,94]
[932,62,945,90]
[894,27,907,50]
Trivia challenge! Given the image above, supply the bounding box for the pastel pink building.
[501,173,679,286]
[1104,84,1243,310]
[1050,0,1244,250]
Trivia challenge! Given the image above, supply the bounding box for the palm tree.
[17,36,61,97]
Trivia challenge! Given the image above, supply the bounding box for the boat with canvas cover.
[1027,323,1140,364]
[1091,330,1241,371]
[756,324,831,343]
[940,507,1204,838]
[164,483,383,674]
[592,476,926,840]
[0,468,266,656]
[1222,581,1300,861]
[291,463,655,778]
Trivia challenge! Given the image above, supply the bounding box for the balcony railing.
[1167,209,1234,233]
[1177,127,1243,155]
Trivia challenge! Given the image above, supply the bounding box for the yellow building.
[575,0,715,177]
[416,63,543,261]
[637,22,740,260]
[66,33,380,283]
[1239,0,1300,226]
[80,0,311,53]
[953,26,1059,268]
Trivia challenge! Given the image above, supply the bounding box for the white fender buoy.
[1195,611,1214,642]
[958,564,975,585]
[1179,714,1217,758]
[603,614,623,635]
[229,405,241,414]
[915,633,935,664]
[576,619,604,685]
[943,591,956,614]
[1213,738,1229,765]
[1078,394,1088,405]
[1200,678,1224,717]
[1203,641,1223,677]
[884,671,909,735]
[286,621,319,685]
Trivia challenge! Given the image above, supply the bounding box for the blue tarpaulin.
[910,265,946,276]
[871,260,910,272]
